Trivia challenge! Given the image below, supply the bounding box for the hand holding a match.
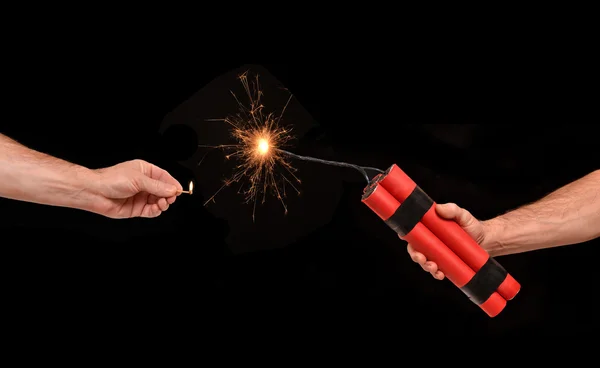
[88,160,183,219]
[0,134,192,219]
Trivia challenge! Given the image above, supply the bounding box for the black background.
[1,61,598,336]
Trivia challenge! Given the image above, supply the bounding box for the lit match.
[178,180,194,195]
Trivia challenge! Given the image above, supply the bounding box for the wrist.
[61,166,103,212]
[481,217,506,257]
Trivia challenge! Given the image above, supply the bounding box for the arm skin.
[409,170,600,280]
[0,133,98,211]
[481,169,600,256]
[0,133,181,218]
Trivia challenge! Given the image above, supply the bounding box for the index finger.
[148,163,183,192]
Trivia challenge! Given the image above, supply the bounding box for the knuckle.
[462,210,475,224]
[131,159,148,172]
[447,203,459,212]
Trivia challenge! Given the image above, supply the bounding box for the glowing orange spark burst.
[201,71,301,220]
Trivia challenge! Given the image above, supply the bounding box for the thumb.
[435,203,477,229]
[137,175,178,197]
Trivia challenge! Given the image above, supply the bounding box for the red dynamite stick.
[362,182,506,317]
[378,164,521,301]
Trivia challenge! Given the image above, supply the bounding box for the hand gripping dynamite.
[361,164,521,317]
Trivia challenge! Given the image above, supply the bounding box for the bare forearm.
[483,170,600,256]
[0,134,98,210]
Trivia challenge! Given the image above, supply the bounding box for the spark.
[199,70,301,221]
[257,138,269,155]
